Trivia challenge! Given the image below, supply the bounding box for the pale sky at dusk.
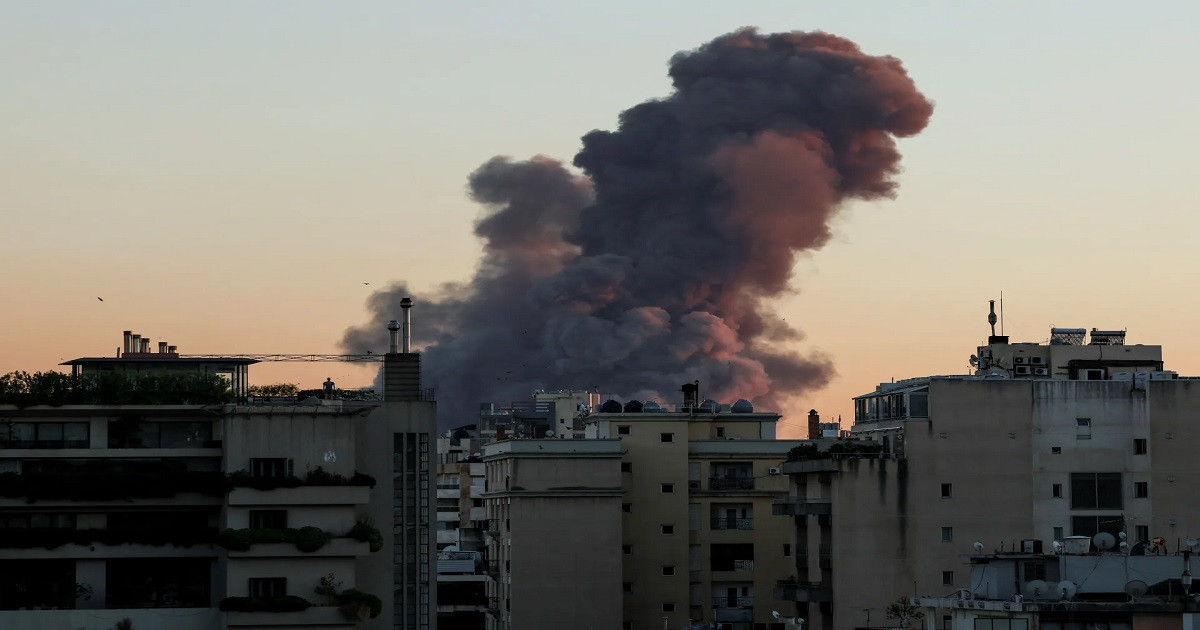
[4,1,1200,436]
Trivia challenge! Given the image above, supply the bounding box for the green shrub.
[293,526,331,552]
[347,518,384,552]
[336,589,382,620]
[0,371,235,407]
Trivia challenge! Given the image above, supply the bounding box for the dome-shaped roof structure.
[698,399,718,413]
[642,401,664,413]
[731,399,754,413]
[599,399,623,413]
[623,400,644,413]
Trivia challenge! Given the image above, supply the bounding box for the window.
[941,527,953,542]
[1135,481,1149,498]
[783,544,791,557]
[1076,417,1092,439]
[661,524,675,535]
[716,427,725,438]
[661,565,675,576]
[0,422,89,449]
[1137,525,1149,542]
[941,483,952,498]
[1071,473,1123,509]
[622,503,632,513]
[1052,483,1063,498]
[1053,527,1064,540]
[662,603,676,613]
[248,577,287,598]
[1134,438,1147,455]
[250,458,292,478]
[1072,515,1123,538]
[621,462,632,473]
[622,545,632,554]
[660,483,674,494]
[1051,446,1062,454]
[942,570,954,585]
[1023,562,1047,581]
[249,510,287,530]
[974,619,1029,630]
[623,582,632,592]
[617,425,631,436]
[623,623,632,630]
[660,433,674,443]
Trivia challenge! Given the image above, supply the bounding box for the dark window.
[660,483,674,494]
[1134,439,1147,455]
[1137,525,1150,542]
[1071,515,1123,538]
[662,602,676,613]
[617,425,631,436]
[1071,473,1122,509]
[716,427,725,438]
[940,483,952,498]
[0,422,89,449]
[660,433,674,443]
[941,527,953,542]
[661,565,675,576]
[1052,483,1063,498]
[250,458,292,478]
[1053,526,1064,540]
[621,462,632,473]
[1051,446,1062,454]
[623,623,632,630]
[622,503,631,513]
[783,544,791,557]
[1023,562,1047,581]
[248,577,287,598]
[1135,481,1149,498]
[975,619,1029,630]
[661,524,675,535]
[622,545,632,554]
[0,559,75,610]
[623,582,632,592]
[249,510,287,529]
[710,543,754,571]
[942,570,954,585]
[107,558,210,608]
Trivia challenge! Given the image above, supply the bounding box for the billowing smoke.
[343,28,933,427]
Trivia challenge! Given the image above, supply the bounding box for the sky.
[3,1,1200,437]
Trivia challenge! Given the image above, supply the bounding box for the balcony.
[773,581,831,603]
[781,459,839,474]
[228,485,370,506]
[708,477,755,491]
[710,517,754,531]
[226,606,355,627]
[713,597,755,622]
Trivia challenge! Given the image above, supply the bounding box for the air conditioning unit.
[1015,357,1029,365]
[1033,368,1050,376]
[768,467,782,475]
[1015,366,1032,375]
[1030,356,1046,365]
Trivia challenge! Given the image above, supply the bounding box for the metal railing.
[712,596,755,608]
[710,517,754,530]
[709,477,755,490]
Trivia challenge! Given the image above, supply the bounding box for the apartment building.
[435,428,488,629]
[0,323,436,630]
[778,322,1200,630]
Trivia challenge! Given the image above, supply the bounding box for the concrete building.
[435,427,488,629]
[913,543,1200,630]
[778,321,1200,630]
[481,438,625,630]
[0,320,436,630]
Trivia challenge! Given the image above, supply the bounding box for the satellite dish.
[1187,537,1199,550]
[1057,581,1078,601]
[1118,531,1127,540]
[973,541,984,553]
[1051,540,1063,553]
[1125,580,1149,600]
[1119,541,1129,553]
[1094,532,1117,551]
[1024,580,1049,599]
[545,430,555,437]
[969,355,979,367]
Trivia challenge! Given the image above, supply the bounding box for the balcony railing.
[708,477,754,491]
[484,560,501,578]
[712,596,755,608]
[710,517,754,530]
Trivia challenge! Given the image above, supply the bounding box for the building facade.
[779,325,1200,630]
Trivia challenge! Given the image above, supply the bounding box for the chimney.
[123,331,132,356]
[387,320,401,353]
[400,297,413,353]
[158,341,167,354]
[141,338,150,353]
[130,334,141,355]
[167,345,177,354]
[807,409,820,440]
[384,300,422,402]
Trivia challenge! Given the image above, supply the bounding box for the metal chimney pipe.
[131,334,141,354]
[123,331,132,355]
[141,338,150,353]
[386,320,401,353]
[158,341,167,354]
[168,345,177,354]
[399,297,413,353]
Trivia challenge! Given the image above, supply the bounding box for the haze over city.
[5,1,1200,434]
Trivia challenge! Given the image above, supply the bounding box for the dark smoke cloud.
[343,28,932,427]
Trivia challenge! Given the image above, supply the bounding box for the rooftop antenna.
[988,300,998,337]
[1000,290,1005,335]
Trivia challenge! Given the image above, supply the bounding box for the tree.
[885,596,924,629]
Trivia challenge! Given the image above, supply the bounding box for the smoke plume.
[343,28,933,427]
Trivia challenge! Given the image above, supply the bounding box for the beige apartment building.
[0,324,436,630]
[480,392,806,630]
[779,324,1200,630]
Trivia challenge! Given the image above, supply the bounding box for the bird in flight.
[97,297,103,301]
[362,282,370,286]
